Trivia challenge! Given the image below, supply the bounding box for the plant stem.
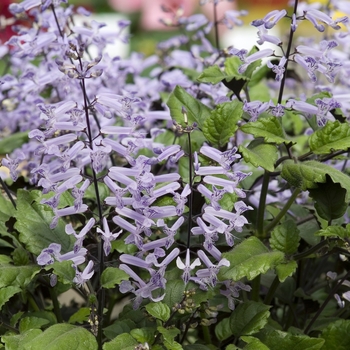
[213,1,220,50]
[277,0,299,104]
[49,286,63,323]
[251,275,261,302]
[187,131,194,249]
[78,58,105,349]
[264,276,280,305]
[264,188,301,234]
[0,176,16,209]
[256,171,270,238]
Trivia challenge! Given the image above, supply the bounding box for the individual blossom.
[267,56,287,82]
[1,151,26,181]
[220,280,252,310]
[237,49,274,74]
[96,217,122,256]
[65,218,95,253]
[251,9,287,29]
[195,249,230,288]
[173,184,191,216]
[73,260,94,287]
[176,248,201,284]
[37,243,87,266]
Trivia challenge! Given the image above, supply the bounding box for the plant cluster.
[1,0,350,349]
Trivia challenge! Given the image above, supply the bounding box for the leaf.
[241,336,270,350]
[269,220,300,254]
[0,191,18,246]
[240,116,288,144]
[197,65,226,84]
[230,301,270,338]
[0,286,21,310]
[219,236,284,281]
[0,264,39,289]
[167,85,212,129]
[321,319,350,350]
[47,260,75,284]
[68,308,90,324]
[316,225,349,238]
[275,260,298,282]
[130,328,155,344]
[309,176,347,221]
[157,326,181,349]
[162,279,186,308]
[215,317,231,341]
[309,121,350,154]
[100,267,129,289]
[1,329,42,350]
[103,333,138,350]
[261,330,324,350]
[19,317,50,333]
[0,132,28,154]
[281,160,350,202]
[23,324,98,350]
[145,302,170,322]
[203,101,243,148]
[14,190,73,255]
[239,139,278,172]
[103,319,136,340]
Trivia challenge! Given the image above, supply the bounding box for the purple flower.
[73,260,94,287]
[267,57,287,82]
[97,217,122,256]
[196,249,230,288]
[65,218,95,253]
[251,10,287,29]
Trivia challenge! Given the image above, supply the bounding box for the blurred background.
[0,0,290,56]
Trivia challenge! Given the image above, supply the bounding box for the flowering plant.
[1,0,350,349]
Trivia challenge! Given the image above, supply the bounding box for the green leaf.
[12,247,30,266]
[103,333,138,350]
[241,336,270,350]
[23,324,98,350]
[240,116,288,144]
[103,320,136,340]
[281,160,350,202]
[269,220,300,254]
[275,260,298,282]
[309,121,350,154]
[0,191,18,246]
[0,132,28,154]
[46,260,75,284]
[215,317,231,342]
[145,302,170,322]
[316,225,349,238]
[219,236,284,281]
[167,85,212,129]
[0,286,21,310]
[0,264,39,289]
[239,139,278,172]
[19,317,50,333]
[224,56,246,81]
[230,301,270,338]
[68,308,90,324]
[162,279,186,308]
[1,329,42,350]
[14,190,73,255]
[309,176,347,221]
[203,101,243,147]
[130,328,155,344]
[100,267,129,289]
[261,330,324,350]
[197,65,226,84]
[321,319,350,350]
[157,326,181,349]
